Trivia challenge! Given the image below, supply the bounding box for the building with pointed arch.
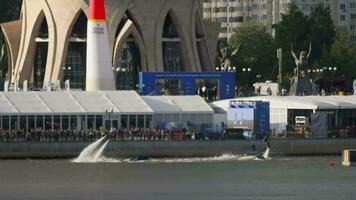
[1,0,219,91]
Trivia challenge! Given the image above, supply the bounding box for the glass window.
[54,115,61,130]
[162,14,184,72]
[70,116,77,130]
[129,115,136,128]
[45,115,52,130]
[95,115,103,130]
[10,116,19,131]
[80,115,86,130]
[62,115,69,130]
[71,12,87,38]
[28,116,35,130]
[87,115,95,129]
[162,14,179,38]
[112,120,119,129]
[2,116,9,131]
[20,115,27,130]
[63,43,87,90]
[33,17,48,89]
[63,11,87,90]
[36,115,44,130]
[116,39,141,90]
[121,115,128,129]
[145,115,153,129]
[33,43,48,89]
[137,115,144,128]
[162,42,183,72]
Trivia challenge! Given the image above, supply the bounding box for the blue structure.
[254,101,270,137]
[139,72,235,100]
[228,100,270,138]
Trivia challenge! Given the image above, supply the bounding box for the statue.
[218,43,241,71]
[291,43,312,77]
[289,43,313,96]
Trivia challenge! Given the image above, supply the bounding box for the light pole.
[242,67,251,88]
[36,69,42,89]
[63,66,72,88]
[256,74,262,83]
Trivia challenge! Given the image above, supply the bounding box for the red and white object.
[86,0,115,91]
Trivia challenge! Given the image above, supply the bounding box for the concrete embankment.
[1,139,356,158]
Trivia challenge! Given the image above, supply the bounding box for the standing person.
[202,85,207,100]
[257,86,261,96]
[238,87,244,97]
[199,86,203,97]
[212,87,218,100]
[235,86,238,97]
[267,86,272,96]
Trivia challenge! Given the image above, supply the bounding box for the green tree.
[273,3,309,74]
[0,0,22,23]
[318,27,356,78]
[230,23,276,87]
[273,3,335,86]
[307,4,335,62]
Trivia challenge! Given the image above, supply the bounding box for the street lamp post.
[256,74,262,83]
[63,66,72,89]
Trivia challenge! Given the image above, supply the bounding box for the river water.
[0,156,354,200]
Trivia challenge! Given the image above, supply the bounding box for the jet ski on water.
[131,155,150,161]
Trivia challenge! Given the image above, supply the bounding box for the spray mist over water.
[73,136,109,163]
[72,137,271,163]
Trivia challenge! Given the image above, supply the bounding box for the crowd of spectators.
[0,128,179,143]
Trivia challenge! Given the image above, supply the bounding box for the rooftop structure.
[0,91,213,130]
[211,95,356,134]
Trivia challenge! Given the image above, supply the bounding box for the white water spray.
[262,147,270,159]
[73,136,109,163]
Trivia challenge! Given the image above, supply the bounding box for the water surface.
[0,156,354,200]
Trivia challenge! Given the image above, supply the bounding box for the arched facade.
[161,12,184,72]
[112,10,147,90]
[33,15,49,89]
[62,11,87,90]
[0,0,217,91]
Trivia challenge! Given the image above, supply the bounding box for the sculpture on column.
[289,43,313,96]
[291,43,312,78]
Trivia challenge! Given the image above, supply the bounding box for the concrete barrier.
[0,138,356,158]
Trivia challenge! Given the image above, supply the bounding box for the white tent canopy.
[0,91,213,115]
[211,95,356,111]
[143,96,213,114]
[211,95,356,134]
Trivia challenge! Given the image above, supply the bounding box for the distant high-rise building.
[203,0,356,41]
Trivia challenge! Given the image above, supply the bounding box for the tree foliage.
[273,3,309,73]
[318,27,356,76]
[0,0,22,23]
[273,3,335,74]
[219,3,346,90]
[307,4,335,61]
[229,23,276,85]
